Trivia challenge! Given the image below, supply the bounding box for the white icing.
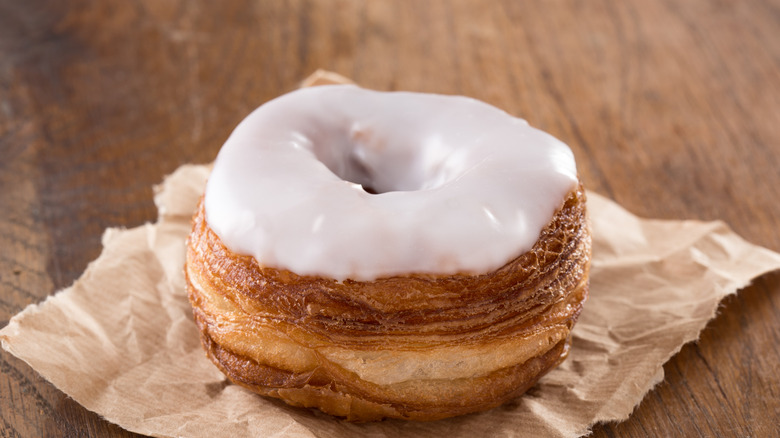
[205,85,578,281]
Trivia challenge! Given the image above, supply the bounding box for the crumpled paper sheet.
[4,88,780,438]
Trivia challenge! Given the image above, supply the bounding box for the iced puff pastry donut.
[185,85,591,421]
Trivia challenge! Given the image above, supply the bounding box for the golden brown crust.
[185,183,590,421]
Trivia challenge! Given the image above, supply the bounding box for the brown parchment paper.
[4,75,780,438]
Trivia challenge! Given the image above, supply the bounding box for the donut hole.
[332,152,381,194]
[312,125,463,195]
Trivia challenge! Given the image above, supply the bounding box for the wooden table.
[1,1,778,436]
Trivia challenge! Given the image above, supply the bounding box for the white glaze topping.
[205,85,578,281]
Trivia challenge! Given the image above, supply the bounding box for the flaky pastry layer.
[185,183,591,421]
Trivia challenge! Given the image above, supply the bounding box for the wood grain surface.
[1,0,778,436]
